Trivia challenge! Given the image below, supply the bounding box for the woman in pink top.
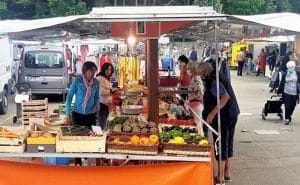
[257,48,266,76]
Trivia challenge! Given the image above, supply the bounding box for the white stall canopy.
[231,13,300,33]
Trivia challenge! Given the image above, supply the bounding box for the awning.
[231,13,300,33]
[0,6,226,36]
[87,6,226,22]
[0,15,87,34]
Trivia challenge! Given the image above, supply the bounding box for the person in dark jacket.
[198,62,240,184]
[277,61,300,125]
[280,51,293,72]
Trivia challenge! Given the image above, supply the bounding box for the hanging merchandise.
[80,45,89,63]
[99,54,113,71]
[118,56,141,88]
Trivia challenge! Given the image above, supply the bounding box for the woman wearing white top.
[277,61,300,125]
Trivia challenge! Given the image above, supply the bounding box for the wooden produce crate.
[27,131,56,145]
[161,140,210,157]
[0,130,28,153]
[56,133,106,153]
[22,98,48,127]
[107,135,159,155]
[0,144,25,153]
[158,123,201,135]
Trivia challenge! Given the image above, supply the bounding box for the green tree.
[289,0,300,13]
[263,0,276,13]
[194,0,222,12]
[222,0,264,15]
[275,0,291,12]
[0,0,6,10]
[0,0,7,19]
[48,0,88,17]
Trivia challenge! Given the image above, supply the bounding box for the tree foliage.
[194,0,300,14]
[48,0,88,17]
[0,0,300,19]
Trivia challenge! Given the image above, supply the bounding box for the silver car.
[17,45,69,95]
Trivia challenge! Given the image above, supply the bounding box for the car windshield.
[25,51,65,68]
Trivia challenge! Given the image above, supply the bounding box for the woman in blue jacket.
[65,61,99,166]
[65,61,99,128]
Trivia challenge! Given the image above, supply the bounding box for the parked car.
[17,45,69,95]
[0,36,12,114]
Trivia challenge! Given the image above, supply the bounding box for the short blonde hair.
[197,62,214,76]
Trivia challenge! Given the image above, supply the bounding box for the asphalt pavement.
[0,94,64,125]
[226,72,300,185]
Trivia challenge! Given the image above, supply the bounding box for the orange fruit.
[139,137,150,145]
[149,135,159,145]
[130,135,140,145]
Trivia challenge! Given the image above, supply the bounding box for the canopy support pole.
[147,38,159,123]
[215,20,223,180]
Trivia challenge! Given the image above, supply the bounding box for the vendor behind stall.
[96,63,118,129]
[65,61,99,165]
[65,61,99,127]
[178,55,192,101]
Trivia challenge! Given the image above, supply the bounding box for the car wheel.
[0,89,8,115]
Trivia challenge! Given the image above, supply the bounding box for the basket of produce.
[107,134,159,155]
[109,116,158,135]
[158,125,210,156]
[125,84,144,97]
[158,124,200,136]
[159,118,195,126]
[0,127,28,153]
[161,137,210,156]
[56,126,106,153]
[122,105,143,115]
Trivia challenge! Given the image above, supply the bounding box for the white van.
[0,36,12,114]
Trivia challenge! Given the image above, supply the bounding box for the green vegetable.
[159,132,167,139]
[108,116,129,129]
[170,130,183,138]
[182,133,191,140]
[194,134,202,141]
[165,132,172,139]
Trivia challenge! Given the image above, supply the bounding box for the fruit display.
[161,134,210,156]
[108,116,129,129]
[159,125,200,140]
[164,136,209,146]
[127,84,144,92]
[159,118,195,126]
[110,134,159,145]
[159,94,179,105]
[110,116,158,134]
[107,134,159,155]
[122,96,143,106]
[175,109,193,120]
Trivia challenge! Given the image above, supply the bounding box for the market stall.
[0,6,228,185]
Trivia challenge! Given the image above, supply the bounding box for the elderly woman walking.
[277,61,300,125]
